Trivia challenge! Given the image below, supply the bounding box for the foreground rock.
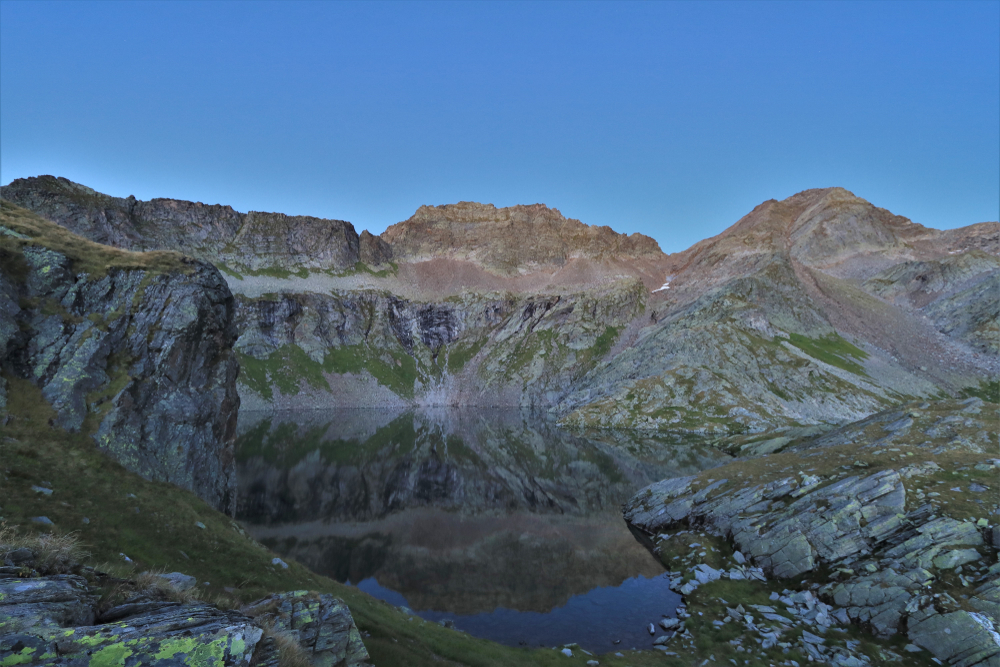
[0,201,240,512]
[0,572,369,666]
[625,399,1000,666]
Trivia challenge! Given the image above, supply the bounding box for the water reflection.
[235,408,730,651]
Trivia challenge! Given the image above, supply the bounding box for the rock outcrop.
[624,398,1000,666]
[231,279,647,408]
[0,570,369,666]
[0,200,240,512]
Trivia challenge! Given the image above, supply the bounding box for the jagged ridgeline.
[2,176,997,433]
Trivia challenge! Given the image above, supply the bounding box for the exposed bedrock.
[0,202,240,512]
[624,398,1000,666]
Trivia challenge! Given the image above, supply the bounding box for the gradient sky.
[1,1,997,253]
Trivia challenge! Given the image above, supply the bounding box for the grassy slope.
[0,200,190,279]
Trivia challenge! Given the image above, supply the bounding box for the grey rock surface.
[0,573,370,667]
[244,590,370,667]
[625,401,1000,665]
[1,203,240,512]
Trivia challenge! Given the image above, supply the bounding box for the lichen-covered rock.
[243,590,370,667]
[0,575,96,631]
[0,574,370,667]
[0,202,240,512]
[1,598,263,666]
[907,608,1000,667]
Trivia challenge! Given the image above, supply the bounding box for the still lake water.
[234,408,731,653]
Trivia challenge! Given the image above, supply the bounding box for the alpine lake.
[234,408,733,654]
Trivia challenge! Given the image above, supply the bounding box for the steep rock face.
[0,201,240,512]
[231,279,646,408]
[382,201,665,275]
[359,230,393,266]
[864,252,1000,354]
[229,211,360,272]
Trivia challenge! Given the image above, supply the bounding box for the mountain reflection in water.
[235,408,731,651]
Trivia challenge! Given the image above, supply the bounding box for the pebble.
[31,485,53,495]
[194,521,207,529]
[271,557,289,569]
[30,516,53,525]
[560,648,572,657]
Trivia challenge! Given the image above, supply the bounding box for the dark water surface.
[235,408,730,653]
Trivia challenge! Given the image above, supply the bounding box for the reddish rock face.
[382,201,665,275]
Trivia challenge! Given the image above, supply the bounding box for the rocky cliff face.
[231,278,647,409]
[0,201,240,512]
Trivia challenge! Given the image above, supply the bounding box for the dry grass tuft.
[259,619,312,667]
[0,522,89,574]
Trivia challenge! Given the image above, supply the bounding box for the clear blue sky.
[1,1,997,252]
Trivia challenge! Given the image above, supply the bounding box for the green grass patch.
[324,345,418,398]
[782,332,869,376]
[588,326,619,360]
[238,343,420,401]
[961,379,1000,403]
[353,261,398,278]
[242,265,310,279]
[215,262,245,280]
[446,338,487,374]
[237,346,330,400]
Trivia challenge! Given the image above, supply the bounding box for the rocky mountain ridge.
[2,177,996,433]
[0,176,393,275]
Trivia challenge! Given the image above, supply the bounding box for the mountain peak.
[382,202,664,275]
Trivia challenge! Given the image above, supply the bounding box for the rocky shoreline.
[624,398,1000,666]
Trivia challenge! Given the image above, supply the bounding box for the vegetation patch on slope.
[238,344,419,400]
[781,332,869,376]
